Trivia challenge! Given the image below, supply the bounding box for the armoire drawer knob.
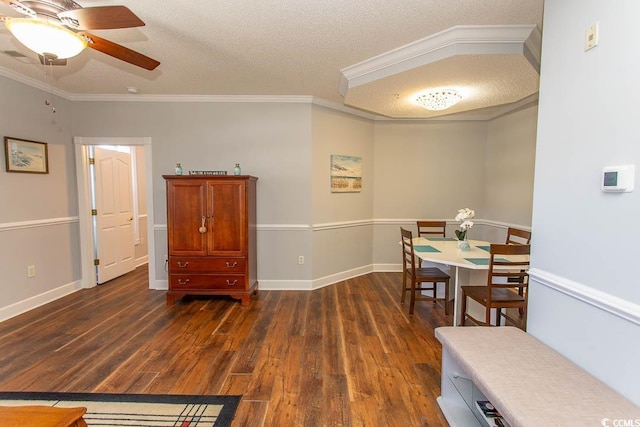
[225,262,238,268]
[177,279,190,285]
[177,261,189,268]
[226,279,238,286]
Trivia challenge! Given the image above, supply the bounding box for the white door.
[94,146,136,284]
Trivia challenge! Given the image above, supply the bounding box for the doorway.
[74,137,158,289]
[91,145,136,284]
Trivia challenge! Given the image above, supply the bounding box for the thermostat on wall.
[601,165,634,192]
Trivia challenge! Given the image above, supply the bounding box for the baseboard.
[153,279,168,290]
[374,263,402,273]
[260,265,374,291]
[311,265,374,289]
[153,264,398,292]
[0,280,81,322]
[259,279,314,290]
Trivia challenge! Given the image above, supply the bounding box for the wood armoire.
[163,175,258,306]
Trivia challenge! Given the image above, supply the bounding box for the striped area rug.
[0,391,241,426]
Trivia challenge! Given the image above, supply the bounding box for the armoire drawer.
[169,274,246,290]
[169,256,246,274]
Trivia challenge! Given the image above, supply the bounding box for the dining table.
[411,236,507,326]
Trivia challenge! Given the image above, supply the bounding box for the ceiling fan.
[0,0,160,70]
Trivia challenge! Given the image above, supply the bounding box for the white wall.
[134,145,148,264]
[529,0,640,405]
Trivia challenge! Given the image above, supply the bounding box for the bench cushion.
[436,326,640,427]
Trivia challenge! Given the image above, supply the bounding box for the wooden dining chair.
[417,220,447,238]
[505,227,531,245]
[460,243,530,329]
[400,227,451,315]
[505,227,532,313]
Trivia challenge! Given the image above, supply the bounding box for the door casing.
[74,137,159,289]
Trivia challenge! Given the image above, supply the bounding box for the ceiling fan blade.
[58,6,144,30]
[80,32,159,70]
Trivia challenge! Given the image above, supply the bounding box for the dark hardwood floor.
[0,265,453,426]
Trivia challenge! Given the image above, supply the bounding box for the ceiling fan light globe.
[5,18,87,59]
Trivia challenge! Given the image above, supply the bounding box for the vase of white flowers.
[454,208,474,251]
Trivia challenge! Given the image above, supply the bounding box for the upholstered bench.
[435,326,640,426]
[0,405,87,427]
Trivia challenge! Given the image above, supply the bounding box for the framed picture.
[331,154,362,193]
[4,137,49,174]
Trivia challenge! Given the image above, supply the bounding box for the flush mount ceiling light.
[415,89,462,111]
[5,18,87,60]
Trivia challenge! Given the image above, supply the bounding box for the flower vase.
[457,236,470,251]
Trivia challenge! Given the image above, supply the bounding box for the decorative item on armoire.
[175,163,183,175]
[234,163,241,175]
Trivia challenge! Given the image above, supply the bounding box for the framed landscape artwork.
[4,137,49,174]
[331,154,362,193]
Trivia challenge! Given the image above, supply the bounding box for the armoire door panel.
[167,180,207,256]
[207,181,245,255]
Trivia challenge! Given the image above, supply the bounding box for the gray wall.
[529,0,640,404]
[311,106,374,282]
[0,77,539,311]
[70,100,313,286]
[484,105,537,226]
[0,77,81,319]
[0,75,538,327]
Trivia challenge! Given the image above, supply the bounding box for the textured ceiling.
[0,0,544,119]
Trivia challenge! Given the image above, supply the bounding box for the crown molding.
[0,65,71,99]
[339,24,541,96]
[0,63,531,122]
[311,97,380,120]
[68,93,314,103]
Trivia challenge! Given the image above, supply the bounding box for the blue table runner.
[464,257,509,265]
[414,245,441,253]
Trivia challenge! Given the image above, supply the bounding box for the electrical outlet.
[298,256,304,265]
[27,265,36,278]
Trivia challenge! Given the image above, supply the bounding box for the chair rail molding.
[528,267,640,327]
[155,219,529,232]
[313,219,373,231]
[375,218,531,231]
[154,224,311,232]
[0,217,78,232]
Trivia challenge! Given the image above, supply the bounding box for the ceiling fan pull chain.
[41,58,56,114]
